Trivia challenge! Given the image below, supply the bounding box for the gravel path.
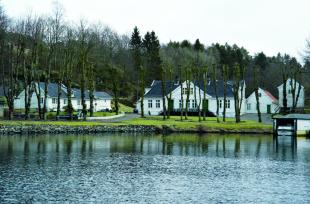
[102,113,140,123]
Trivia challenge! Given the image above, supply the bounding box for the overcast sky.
[2,0,310,61]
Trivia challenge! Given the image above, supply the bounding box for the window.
[258,93,262,97]
[148,100,152,108]
[64,99,67,105]
[187,100,190,108]
[179,100,183,108]
[77,100,81,105]
[40,98,44,104]
[225,100,231,109]
[192,100,197,109]
[52,98,57,104]
[182,88,193,95]
[247,103,251,110]
[219,100,222,108]
[156,100,160,108]
[288,89,292,94]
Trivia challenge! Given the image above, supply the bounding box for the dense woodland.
[0,3,309,121]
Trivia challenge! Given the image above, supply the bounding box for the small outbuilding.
[246,88,279,114]
[273,114,310,136]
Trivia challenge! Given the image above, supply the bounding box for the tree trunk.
[66,79,73,120]
[222,65,228,122]
[34,82,42,120]
[139,66,145,118]
[56,80,62,118]
[254,66,262,122]
[43,80,48,120]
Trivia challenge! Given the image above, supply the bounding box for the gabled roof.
[277,78,304,89]
[37,82,67,98]
[144,81,180,98]
[72,88,112,100]
[264,90,277,103]
[197,80,234,98]
[94,91,112,99]
[144,80,236,98]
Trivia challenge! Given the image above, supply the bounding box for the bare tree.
[160,64,167,120]
[202,65,208,121]
[253,66,262,122]
[77,20,93,120]
[222,65,228,122]
[46,2,65,120]
[211,64,220,123]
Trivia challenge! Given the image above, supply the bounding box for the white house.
[246,88,279,114]
[136,80,246,117]
[72,89,112,111]
[14,83,112,112]
[277,78,305,108]
[14,83,68,111]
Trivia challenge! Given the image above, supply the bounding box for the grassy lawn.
[0,114,271,131]
[119,103,133,113]
[120,116,272,130]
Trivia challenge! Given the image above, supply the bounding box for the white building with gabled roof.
[246,88,279,114]
[277,78,304,108]
[136,80,247,117]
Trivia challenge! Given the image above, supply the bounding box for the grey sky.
[2,0,310,61]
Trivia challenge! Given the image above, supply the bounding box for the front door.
[267,105,271,114]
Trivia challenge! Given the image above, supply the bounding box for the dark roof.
[95,91,112,99]
[144,80,235,98]
[197,80,234,98]
[274,114,310,120]
[144,81,179,98]
[38,82,67,98]
[72,88,112,100]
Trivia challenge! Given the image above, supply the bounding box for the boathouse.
[273,114,310,136]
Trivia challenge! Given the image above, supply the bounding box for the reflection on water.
[0,134,310,203]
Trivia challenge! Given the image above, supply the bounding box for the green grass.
[0,113,271,132]
[91,111,115,117]
[119,103,133,113]
[120,116,272,130]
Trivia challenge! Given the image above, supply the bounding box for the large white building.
[246,88,279,114]
[136,80,247,117]
[277,78,304,108]
[14,83,112,112]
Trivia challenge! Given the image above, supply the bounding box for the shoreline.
[0,124,273,135]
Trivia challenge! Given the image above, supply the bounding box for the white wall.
[136,81,247,117]
[246,88,278,114]
[71,98,111,111]
[14,91,68,111]
[278,79,305,108]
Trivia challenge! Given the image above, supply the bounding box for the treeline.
[0,3,309,121]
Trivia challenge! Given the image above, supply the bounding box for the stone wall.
[0,125,159,135]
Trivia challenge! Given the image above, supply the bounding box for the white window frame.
[148,100,153,108]
[52,98,57,104]
[247,103,251,110]
[156,100,160,108]
[225,100,230,109]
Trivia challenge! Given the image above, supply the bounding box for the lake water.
[0,134,310,203]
